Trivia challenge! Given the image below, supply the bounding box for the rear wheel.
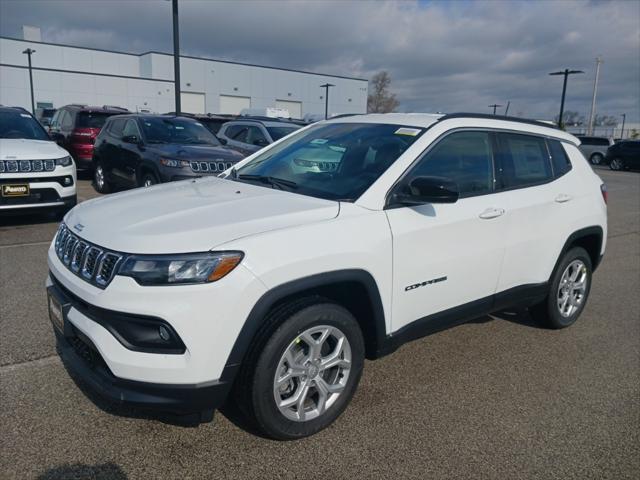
[530,247,592,329]
[590,153,603,165]
[93,161,111,193]
[609,158,624,171]
[236,299,365,440]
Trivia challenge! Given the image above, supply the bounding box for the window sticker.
[194,122,203,126]
[311,138,329,145]
[20,113,31,118]
[175,126,185,130]
[395,127,421,136]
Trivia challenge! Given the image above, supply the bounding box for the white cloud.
[1,0,638,121]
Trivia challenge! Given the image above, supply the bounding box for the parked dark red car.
[48,104,128,169]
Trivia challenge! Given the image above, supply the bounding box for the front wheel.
[140,171,159,187]
[237,299,365,440]
[590,153,603,165]
[609,158,624,171]
[93,161,111,193]
[530,247,592,329]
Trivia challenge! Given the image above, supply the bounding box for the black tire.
[93,160,111,193]
[140,171,159,187]
[530,247,593,329]
[235,297,365,440]
[590,153,603,165]
[609,157,624,171]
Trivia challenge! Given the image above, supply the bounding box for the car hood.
[0,139,69,160]
[146,143,244,161]
[65,177,339,253]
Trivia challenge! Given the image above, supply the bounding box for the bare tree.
[367,71,400,113]
[594,114,618,127]
[554,110,585,127]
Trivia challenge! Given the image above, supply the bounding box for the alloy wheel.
[557,260,588,318]
[95,165,105,189]
[273,325,352,422]
[610,158,623,171]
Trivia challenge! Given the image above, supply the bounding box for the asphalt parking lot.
[0,168,638,480]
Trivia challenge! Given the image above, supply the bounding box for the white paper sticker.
[395,127,421,136]
[311,138,329,145]
[20,113,31,118]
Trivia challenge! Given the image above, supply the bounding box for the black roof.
[0,105,32,115]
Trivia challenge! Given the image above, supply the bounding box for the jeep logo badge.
[73,223,85,232]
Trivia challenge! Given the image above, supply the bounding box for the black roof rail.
[438,112,558,130]
[103,105,129,111]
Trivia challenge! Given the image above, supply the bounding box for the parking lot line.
[0,240,52,249]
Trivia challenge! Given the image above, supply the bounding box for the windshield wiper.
[236,174,297,190]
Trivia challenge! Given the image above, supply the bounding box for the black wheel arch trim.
[554,226,604,274]
[219,269,387,383]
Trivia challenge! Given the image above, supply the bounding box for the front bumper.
[48,279,235,418]
[0,166,77,211]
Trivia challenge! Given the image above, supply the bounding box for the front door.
[386,130,507,332]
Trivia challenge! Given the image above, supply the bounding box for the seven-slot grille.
[190,161,234,174]
[0,159,56,173]
[54,224,123,288]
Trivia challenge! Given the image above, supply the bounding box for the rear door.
[493,132,564,293]
[386,130,508,331]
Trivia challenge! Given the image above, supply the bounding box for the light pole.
[22,48,36,114]
[172,0,181,115]
[489,104,502,115]
[549,69,584,128]
[587,56,603,136]
[320,83,334,119]
[620,113,626,139]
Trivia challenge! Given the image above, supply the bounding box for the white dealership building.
[0,33,368,118]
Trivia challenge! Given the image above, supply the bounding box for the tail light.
[71,128,97,144]
[600,184,608,204]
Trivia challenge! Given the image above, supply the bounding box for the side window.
[246,126,267,145]
[547,139,572,177]
[50,110,60,128]
[109,119,126,137]
[410,131,494,197]
[231,126,249,143]
[595,138,610,146]
[496,133,553,189]
[122,119,141,138]
[60,111,73,130]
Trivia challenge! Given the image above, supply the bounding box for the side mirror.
[122,135,141,145]
[390,176,459,207]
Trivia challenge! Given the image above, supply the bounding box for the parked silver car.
[217,119,300,156]
[576,136,614,165]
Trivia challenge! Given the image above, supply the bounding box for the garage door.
[181,92,206,114]
[275,99,302,119]
[219,95,251,115]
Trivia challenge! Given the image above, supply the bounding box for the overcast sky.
[1,0,638,122]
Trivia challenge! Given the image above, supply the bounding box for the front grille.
[0,188,61,206]
[54,224,123,289]
[0,159,56,173]
[190,161,234,174]
[0,176,74,187]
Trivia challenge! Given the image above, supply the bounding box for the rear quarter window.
[547,139,573,177]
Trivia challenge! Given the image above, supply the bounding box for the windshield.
[77,112,114,129]
[235,122,425,201]
[267,126,299,141]
[0,111,50,140]
[140,117,221,145]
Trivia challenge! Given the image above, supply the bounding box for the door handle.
[555,194,573,203]
[479,207,505,219]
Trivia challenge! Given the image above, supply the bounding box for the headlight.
[118,252,243,285]
[159,158,190,168]
[55,156,73,167]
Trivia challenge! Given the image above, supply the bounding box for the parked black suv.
[48,104,129,169]
[92,114,244,193]
[605,140,640,171]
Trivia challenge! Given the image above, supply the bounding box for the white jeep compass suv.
[1,107,76,214]
[46,113,607,439]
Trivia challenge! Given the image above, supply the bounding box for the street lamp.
[320,83,334,119]
[620,113,626,139]
[549,69,584,128]
[22,48,36,114]
[172,0,181,115]
[488,104,502,115]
